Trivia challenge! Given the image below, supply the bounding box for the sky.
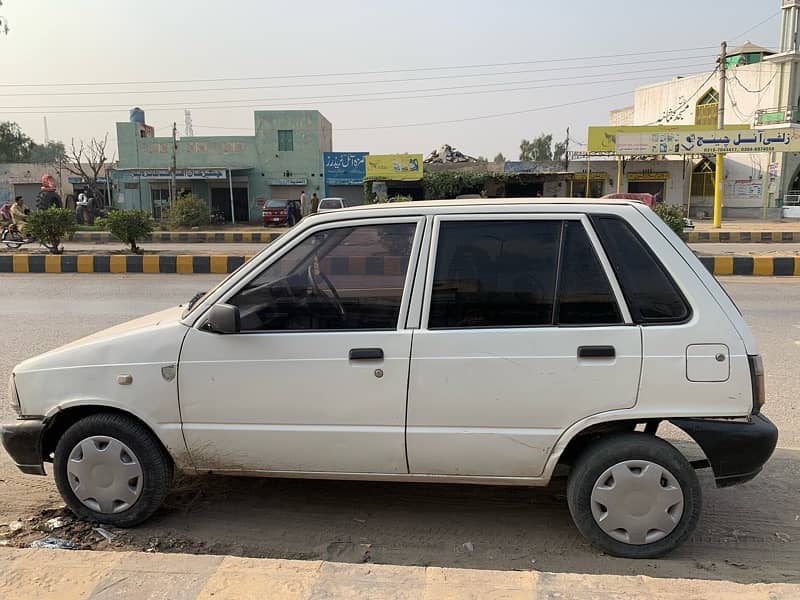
[0,0,784,160]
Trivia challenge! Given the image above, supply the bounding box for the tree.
[493,152,506,163]
[102,209,155,254]
[0,121,33,162]
[63,135,111,201]
[553,140,567,162]
[519,134,554,161]
[29,141,66,164]
[24,208,77,254]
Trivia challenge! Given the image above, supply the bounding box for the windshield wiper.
[186,291,206,311]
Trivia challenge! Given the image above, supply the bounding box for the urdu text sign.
[615,129,800,155]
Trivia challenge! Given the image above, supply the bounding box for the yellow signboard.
[365,154,424,180]
[628,172,671,181]
[587,124,748,153]
[570,171,608,181]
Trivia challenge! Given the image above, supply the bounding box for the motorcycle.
[1,223,34,249]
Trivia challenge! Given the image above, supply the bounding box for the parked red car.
[601,193,657,207]
[262,199,301,227]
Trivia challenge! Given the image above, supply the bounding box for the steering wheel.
[307,265,346,320]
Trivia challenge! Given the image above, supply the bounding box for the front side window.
[229,222,416,331]
[428,219,622,329]
[278,130,294,152]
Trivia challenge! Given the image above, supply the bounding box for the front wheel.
[567,433,701,558]
[53,413,173,527]
[1,228,24,249]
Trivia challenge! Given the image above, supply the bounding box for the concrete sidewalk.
[0,548,797,599]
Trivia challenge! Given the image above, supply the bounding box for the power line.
[648,66,720,124]
[335,91,635,132]
[0,54,716,98]
[728,71,777,94]
[0,45,719,89]
[730,10,781,42]
[0,64,713,113]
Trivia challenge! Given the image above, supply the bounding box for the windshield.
[267,199,288,208]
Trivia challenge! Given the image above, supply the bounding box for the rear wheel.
[53,413,173,527]
[566,433,701,558]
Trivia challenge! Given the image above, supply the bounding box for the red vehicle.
[262,199,301,227]
[601,193,657,207]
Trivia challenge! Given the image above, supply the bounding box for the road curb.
[1,254,799,275]
[687,231,800,243]
[0,547,797,599]
[70,231,282,244]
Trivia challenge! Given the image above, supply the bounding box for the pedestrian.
[300,190,308,216]
[311,192,320,214]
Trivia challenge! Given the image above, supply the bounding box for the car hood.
[14,305,187,373]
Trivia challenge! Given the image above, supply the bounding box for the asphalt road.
[0,275,798,584]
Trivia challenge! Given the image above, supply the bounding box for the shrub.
[100,209,155,254]
[165,195,210,229]
[25,208,77,254]
[652,203,686,236]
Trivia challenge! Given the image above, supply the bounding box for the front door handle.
[349,348,384,361]
[578,345,616,359]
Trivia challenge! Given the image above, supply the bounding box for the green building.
[113,108,332,222]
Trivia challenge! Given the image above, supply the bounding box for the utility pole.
[170,122,178,207]
[713,41,727,229]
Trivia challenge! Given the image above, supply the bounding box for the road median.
[2,254,800,275]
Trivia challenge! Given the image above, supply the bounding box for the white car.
[2,199,777,558]
[317,197,345,212]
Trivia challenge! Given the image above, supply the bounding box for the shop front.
[570,171,608,198]
[627,171,671,201]
[323,152,367,204]
[365,154,425,200]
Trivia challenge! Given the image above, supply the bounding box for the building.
[113,109,332,222]
[590,1,800,218]
[0,163,72,206]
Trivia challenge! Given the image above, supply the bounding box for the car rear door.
[406,214,643,478]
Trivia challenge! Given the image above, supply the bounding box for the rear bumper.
[1,419,46,475]
[670,414,778,488]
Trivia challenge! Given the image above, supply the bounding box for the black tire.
[53,413,173,527]
[566,432,701,558]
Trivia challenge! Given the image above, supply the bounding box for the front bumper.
[1,419,46,475]
[670,414,778,487]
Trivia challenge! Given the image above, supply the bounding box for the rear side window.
[428,220,622,329]
[592,216,691,324]
[429,220,561,328]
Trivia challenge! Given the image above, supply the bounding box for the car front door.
[406,214,643,478]
[178,217,423,474]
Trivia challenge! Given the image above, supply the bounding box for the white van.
[2,199,777,558]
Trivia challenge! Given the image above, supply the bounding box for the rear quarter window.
[591,215,691,324]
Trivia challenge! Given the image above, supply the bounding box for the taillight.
[748,355,765,414]
[8,373,20,415]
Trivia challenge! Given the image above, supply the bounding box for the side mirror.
[204,303,241,334]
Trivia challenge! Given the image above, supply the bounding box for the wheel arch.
[41,405,173,467]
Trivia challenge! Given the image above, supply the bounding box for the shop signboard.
[615,128,800,155]
[124,168,228,179]
[270,177,307,186]
[627,172,671,181]
[587,124,749,153]
[323,152,367,185]
[365,154,423,180]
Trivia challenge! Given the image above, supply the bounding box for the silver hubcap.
[590,460,684,545]
[66,436,143,514]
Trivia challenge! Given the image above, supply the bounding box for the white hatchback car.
[2,199,777,558]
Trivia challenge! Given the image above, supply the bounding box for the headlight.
[8,374,20,415]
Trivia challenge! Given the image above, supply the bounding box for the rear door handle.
[578,345,616,359]
[349,348,384,361]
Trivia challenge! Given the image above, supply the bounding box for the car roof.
[332,197,643,214]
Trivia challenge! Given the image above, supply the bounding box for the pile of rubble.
[424,144,479,164]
